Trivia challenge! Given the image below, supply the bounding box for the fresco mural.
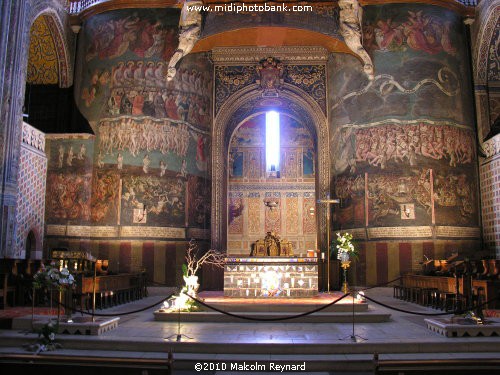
[46,172,92,224]
[121,174,185,226]
[96,117,209,175]
[330,4,478,233]
[187,176,211,228]
[45,138,94,225]
[77,8,212,129]
[91,170,120,224]
[329,4,473,127]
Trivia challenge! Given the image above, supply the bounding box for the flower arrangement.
[162,240,225,312]
[33,262,76,291]
[24,320,62,353]
[335,232,358,262]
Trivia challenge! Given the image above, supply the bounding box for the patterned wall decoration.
[228,195,244,234]
[285,194,299,234]
[215,66,256,113]
[27,16,59,84]
[284,65,326,113]
[265,194,281,233]
[247,196,261,235]
[215,64,326,116]
[202,4,341,39]
[14,123,47,258]
[303,196,316,234]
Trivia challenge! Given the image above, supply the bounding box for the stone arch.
[473,0,500,85]
[28,6,73,87]
[25,229,37,259]
[211,83,330,251]
[473,0,500,140]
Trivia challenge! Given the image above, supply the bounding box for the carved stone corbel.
[338,0,374,80]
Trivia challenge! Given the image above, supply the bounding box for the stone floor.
[0,286,499,374]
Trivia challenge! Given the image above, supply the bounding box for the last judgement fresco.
[331,4,478,232]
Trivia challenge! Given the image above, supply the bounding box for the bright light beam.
[265,111,280,172]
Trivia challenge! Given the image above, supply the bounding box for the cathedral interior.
[0,0,499,372]
[0,0,499,311]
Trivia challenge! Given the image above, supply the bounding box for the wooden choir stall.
[51,249,148,311]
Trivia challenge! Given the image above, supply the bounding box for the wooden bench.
[373,353,500,374]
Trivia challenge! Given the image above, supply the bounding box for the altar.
[224,257,318,298]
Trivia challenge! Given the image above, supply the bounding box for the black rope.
[362,293,500,316]
[359,276,402,291]
[53,292,176,317]
[184,292,351,321]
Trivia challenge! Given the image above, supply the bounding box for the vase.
[340,253,351,294]
[183,275,200,298]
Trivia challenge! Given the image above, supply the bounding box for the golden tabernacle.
[251,231,293,257]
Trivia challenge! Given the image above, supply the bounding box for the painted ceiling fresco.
[330,4,473,127]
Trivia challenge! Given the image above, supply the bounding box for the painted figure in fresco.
[133,61,145,86]
[177,158,188,178]
[374,18,403,51]
[160,160,167,177]
[97,151,104,168]
[167,0,203,81]
[117,153,123,170]
[67,146,75,167]
[338,0,374,80]
[58,144,65,168]
[143,154,151,174]
[77,143,86,160]
[113,62,125,86]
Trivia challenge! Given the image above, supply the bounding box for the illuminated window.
[265,111,280,173]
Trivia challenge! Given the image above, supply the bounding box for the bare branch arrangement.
[185,239,225,277]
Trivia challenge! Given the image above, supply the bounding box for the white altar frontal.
[224,257,318,298]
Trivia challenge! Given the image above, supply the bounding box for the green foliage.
[182,263,188,277]
[33,262,76,291]
[334,232,359,260]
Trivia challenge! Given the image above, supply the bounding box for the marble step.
[153,310,389,323]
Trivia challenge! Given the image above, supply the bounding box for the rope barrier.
[53,292,176,317]
[359,276,402,291]
[361,293,500,316]
[184,292,351,322]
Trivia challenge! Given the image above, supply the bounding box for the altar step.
[154,310,390,323]
[1,335,500,373]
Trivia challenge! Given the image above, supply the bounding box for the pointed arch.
[29,6,73,87]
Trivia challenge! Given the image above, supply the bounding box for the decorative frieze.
[211,46,329,65]
[21,122,46,153]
